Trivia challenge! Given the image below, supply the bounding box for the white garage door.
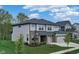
[57,37,65,43]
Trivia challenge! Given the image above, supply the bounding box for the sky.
[1,5,79,24]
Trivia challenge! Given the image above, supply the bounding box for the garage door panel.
[57,37,65,43]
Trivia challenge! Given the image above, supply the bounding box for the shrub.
[29,37,40,47]
[15,34,25,54]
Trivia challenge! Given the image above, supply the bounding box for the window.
[39,27,41,30]
[39,27,44,30]
[48,27,52,30]
[41,27,43,30]
[61,26,65,31]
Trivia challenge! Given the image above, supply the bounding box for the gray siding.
[12,24,30,43]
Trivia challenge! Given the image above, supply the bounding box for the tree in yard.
[17,12,29,23]
[64,32,72,47]
[0,9,13,40]
[15,34,25,54]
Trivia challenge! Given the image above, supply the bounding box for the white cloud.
[23,5,79,22]
[23,5,73,13]
[66,11,79,16]
[55,13,66,18]
[51,5,79,22]
[30,8,37,11]
[49,13,53,16]
[23,5,33,9]
[29,13,40,19]
[49,5,67,8]
[63,18,71,21]
[38,8,49,12]
[23,5,50,12]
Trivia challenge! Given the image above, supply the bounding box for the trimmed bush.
[15,34,25,54]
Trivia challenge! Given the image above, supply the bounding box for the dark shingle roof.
[56,21,71,26]
[73,23,79,25]
[13,18,56,26]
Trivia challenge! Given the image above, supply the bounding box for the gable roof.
[13,18,56,26]
[56,21,71,26]
[73,23,79,25]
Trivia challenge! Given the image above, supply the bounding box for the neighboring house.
[56,21,78,41]
[73,23,79,39]
[73,23,79,32]
[56,21,72,31]
[12,18,78,44]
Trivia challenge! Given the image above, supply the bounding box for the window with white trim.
[48,27,52,30]
[39,27,44,30]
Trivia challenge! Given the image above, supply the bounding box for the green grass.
[0,40,70,54]
[24,45,70,54]
[63,49,79,54]
[0,40,15,53]
[71,40,79,44]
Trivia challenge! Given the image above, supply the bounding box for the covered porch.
[30,31,56,44]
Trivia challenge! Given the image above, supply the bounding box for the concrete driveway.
[50,42,79,54]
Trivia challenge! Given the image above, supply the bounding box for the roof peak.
[56,20,71,26]
[74,23,79,24]
[56,20,70,23]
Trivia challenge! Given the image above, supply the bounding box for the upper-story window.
[48,27,52,30]
[39,27,44,30]
[61,26,65,31]
[41,27,43,30]
[39,27,41,30]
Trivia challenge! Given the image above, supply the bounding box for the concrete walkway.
[51,47,79,54]
[49,42,79,47]
[50,42,79,54]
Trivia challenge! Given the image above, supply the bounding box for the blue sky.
[1,5,79,23]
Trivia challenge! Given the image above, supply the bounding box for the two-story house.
[12,18,78,44]
[73,23,79,39]
[73,23,79,32]
[56,21,78,41]
[12,18,60,44]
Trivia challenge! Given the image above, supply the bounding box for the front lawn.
[24,45,70,54]
[63,49,79,54]
[0,40,15,53]
[71,40,79,44]
[0,40,70,54]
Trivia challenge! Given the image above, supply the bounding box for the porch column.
[38,36,41,43]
